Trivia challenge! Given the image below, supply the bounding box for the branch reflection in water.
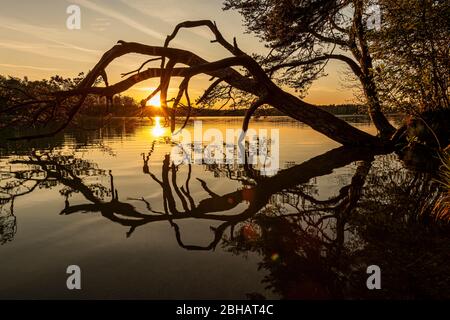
[1,128,448,298]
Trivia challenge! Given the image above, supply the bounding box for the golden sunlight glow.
[151,116,166,137]
[146,91,161,107]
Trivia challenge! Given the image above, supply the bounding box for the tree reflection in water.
[0,142,449,299]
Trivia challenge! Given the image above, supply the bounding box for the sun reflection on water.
[151,116,166,137]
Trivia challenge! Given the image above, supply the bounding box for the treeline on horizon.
[0,74,370,118]
[78,95,369,117]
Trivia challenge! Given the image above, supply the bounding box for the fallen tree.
[223,0,398,138]
[2,20,397,148]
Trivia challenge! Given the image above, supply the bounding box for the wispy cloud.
[120,0,202,23]
[0,16,102,56]
[91,17,112,32]
[0,63,63,72]
[72,0,165,41]
[118,0,213,40]
[0,40,96,63]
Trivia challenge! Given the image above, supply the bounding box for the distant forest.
[79,95,369,117]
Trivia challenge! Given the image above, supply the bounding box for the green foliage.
[223,0,351,94]
[0,73,87,128]
[0,73,141,129]
[225,0,449,118]
[373,0,450,112]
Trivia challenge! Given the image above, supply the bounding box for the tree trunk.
[267,88,386,147]
[352,0,396,139]
[361,64,396,139]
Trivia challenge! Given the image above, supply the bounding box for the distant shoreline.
[79,104,389,118]
[81,113,404,120]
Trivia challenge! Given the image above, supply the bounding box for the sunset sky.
[0,0,357,105]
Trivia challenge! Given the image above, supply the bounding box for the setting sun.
[146,91,161,108]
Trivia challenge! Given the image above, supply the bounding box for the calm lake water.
[0,116,449,299]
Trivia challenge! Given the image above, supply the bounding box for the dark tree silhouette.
[223,0,396,137]
[0,20,396,148]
